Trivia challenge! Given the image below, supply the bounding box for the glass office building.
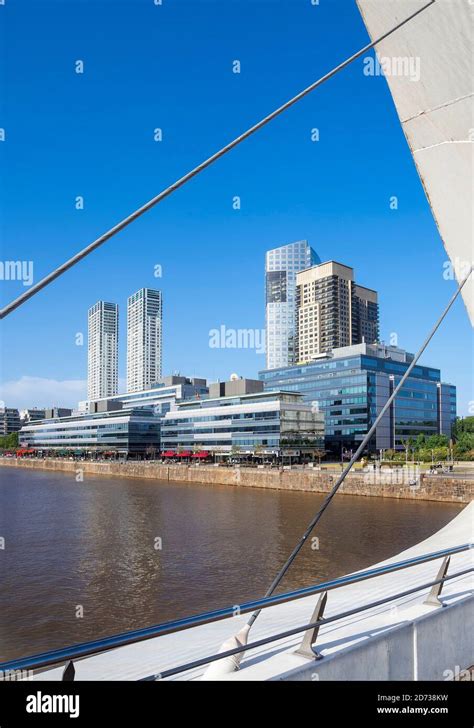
[259,343,456,454]
[21,376,210,458]
[161,390,325,458]
[19,408,161,457]
[265,240,320,370]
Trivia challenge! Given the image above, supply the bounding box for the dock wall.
[1,458,472,503]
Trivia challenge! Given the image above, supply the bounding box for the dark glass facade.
[266,271,287,304]
[259,347,456,454]
[19,408,161,455]
[161,392,324,455]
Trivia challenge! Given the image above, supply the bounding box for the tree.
[453,416,474,439]
[432,447,449,462]
[425,434,449,449]
[414,433,427,450]
[418,447,449,463]
[453,432,474,454]
[0,432,19,450]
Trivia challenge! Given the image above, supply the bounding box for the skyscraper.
[87,301,119,400]
[295,261,379,363]
[265,240,320,370]
[127,288,163,393]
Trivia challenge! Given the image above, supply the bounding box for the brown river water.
[0,466,463,661]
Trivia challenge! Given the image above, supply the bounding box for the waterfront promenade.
[1,457,472,504]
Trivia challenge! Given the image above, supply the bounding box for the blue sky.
[0,0,472,413]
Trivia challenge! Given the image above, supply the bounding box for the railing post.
[62,660,75,681]
[294,591,328,660]
[423,556,450,607]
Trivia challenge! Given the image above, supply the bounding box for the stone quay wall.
[1,458,472,503]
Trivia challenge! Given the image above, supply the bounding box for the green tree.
[453,432,474,454]
[453,416,474,439]
[414,433,427,450]
[432,447,449,462]
[425,434,449,449]
[0,432,19,450]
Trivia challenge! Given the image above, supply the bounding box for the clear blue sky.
[0,0,472,413]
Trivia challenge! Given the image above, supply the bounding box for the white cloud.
[0,376,87,410]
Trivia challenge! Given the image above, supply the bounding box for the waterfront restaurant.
[160,384,325,462]
[19,407,161,458]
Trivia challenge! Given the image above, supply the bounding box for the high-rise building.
[87,301,119,401]
[127,288,163,393]
[265,240,320,370]
[295,261,379,363]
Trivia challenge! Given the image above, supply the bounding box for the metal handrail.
[0,542,471,677]
[143,566,474,680]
